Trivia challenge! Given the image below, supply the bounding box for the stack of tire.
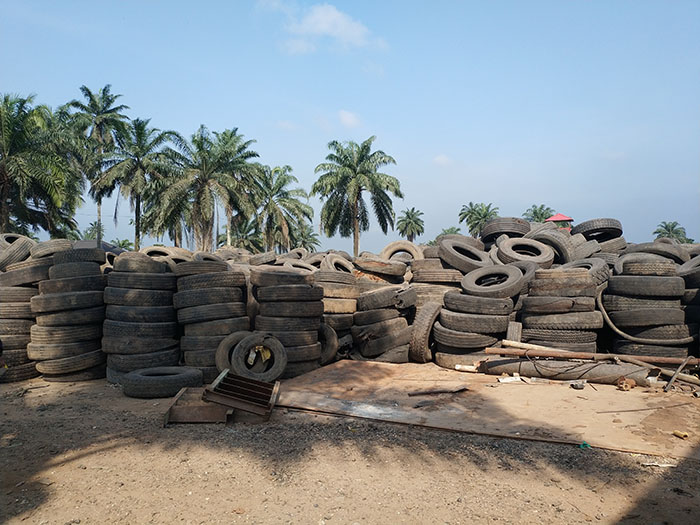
[574,218,626,269]
[353,253,406,292]
[175,260,248,383]
[520,268,602,352]
[252,267,333,378]
[679,256,700,327]
[604,260,691,357]
[428,265,524,369]
[29,248,108,382]
[0,236,53,382]
[350,285,416,363]
[313,257,357,359]
[103,252,179,384]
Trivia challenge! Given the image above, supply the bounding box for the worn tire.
[521,311,604,330]
[439,309,509,333]
[460,266,523,298]
[35,349,105,375]
[30,291,103,314]
[354,308,399,326]
[443,291,513,315]
[39,275,106,294]
[613,340,688,358]
[321,313,354,331]
[318,323,338,365]
[432,322,498,349]
[437,239,491,274]
[121,366,203,398]
[258,301,324,318]
[313,270,357,285]
[214,331,254,372]
[103,320,178,338]
[602,294,680,312]
[255,315,320,331]
[101,337,178,355]
[107,272,177,290]
[521,328,597,343]
[103,287,173,307]
[107,347,180,372]
[608,308,685,327]
[521,296,595,314]
[105,305,176,323]
[229,333,287,381]
[35,306,105,327]
[30,324,102,345]
[48,262,102,280]
[30,239,73,258]
[183,317,250,336]
[177,302,247,324]
[606,276,685,298]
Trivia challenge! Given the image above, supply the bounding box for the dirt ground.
[1,377,699,524]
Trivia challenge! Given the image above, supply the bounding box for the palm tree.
[523,204,555,223]
[102,118,180,250]
[67,84,129,244]
[81,221,104,240]
[290,222,321,252]
[396,207,425,242]
[110,238,134,250]
[458,202,499,237]
[427,226,462,245]
[255,165,313,252]
[311,136,402,256]
[160,126,259,251]
[217,218,264,252]
[653,221,694,243]
[0,94,71,233]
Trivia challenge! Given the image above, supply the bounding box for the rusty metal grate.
[203,370,280,419]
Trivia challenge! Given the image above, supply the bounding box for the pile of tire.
[573,218,626,269]
[313,258,357,359]
[353,252,407,292]
[0,236,57,383]
[29,248,108,382]
[603,260,691,357]
[103,252,179,384]
[429,265,524,369]
[679,256,700,326]
[520,268,603,352]
[350,285,416,363]
[175,260,248,383]
[252,266,332,378]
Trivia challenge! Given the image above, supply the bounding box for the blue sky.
[2,0,699,251]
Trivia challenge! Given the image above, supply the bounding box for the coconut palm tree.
[255,165,313,252]
[653,221,694,243]
[290,222,321,252]
[458,202,499,237]
[101,118,180,250]
[397,207,425,242]
[0,94,72,233]
[110,238,134,250]
[427,226,462,245]
[311,136,401,256]
[67,84,129,244]
[523,204,555,223]
[217,218,264,252]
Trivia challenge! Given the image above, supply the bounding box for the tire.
[320,253,356,273]
[434,350,488,369]
[521,296,595,314]
[353,255,407,277]
[573,240,601,260]
[250,267,312,287]
[107,347,180,372]
[106,366,127,384]
[285,342,322,362]
[608,308,684,327]
[443,291,513,315]
[357,286,416,311]
[527,340,597,353]
[528,277,596,298]
[29,239,73,258]
[315,282,359,299]
[104,287,173,306]
[460,266,523,298]
[103,320,178,338]
[6,256,53,272]
[107,272,177,290]
[177,302,247,324]
[679,267,700,289]
[411,269,464,283]
[0,334,31,350]
[35,349,106,374]
[114,253,167,273]
[560,258,611,285]
[606,276,685,298]
[172,287,244,309]
[248,251,276,266]
[0,319,34,334]
[35,306,105,327]
[173,261,229,276]
[408,301,440,362]
[439,309,509,333]
[121,367,203,398]
[496,238,554,268]
[521,328,597,343]
[255,315,320,331]
[437,239,491,274]
[177,271,246,291]
[571,218,623,242]
[101,336,178,355]
[0,302,33,319]
[262,330,318,347]
[379,240,424,261]
[0,265,50,287]
[613,253,668,276]
[313,270,357,285]
[624,242,689,264]
[30,291,103,314]
[53,248,106,265]
[105,305,176,323]
[622,261,677,276]
[682,289,700,305]
[530,230,575,264]
[507,260,538,294]
[48,262,101,280]
[321,298,356,314]
[598,236,627,253]
[0,287,38,303]
[521,311,604,330]
[180,335,227,352]
[603,294,680,312]
[432,322,498,349]
[42,363,107,382]
[0,237,34,271]
[613,340,688,358]
[480,217,530,243]
[358,326,412,358]
[182,349,217,367]
[1,349,31,366]
[214,331,254,372]
[281,360,321,379]
[229,333,288,381]
[257,301,324,318]
[318,323,338,365]
[39,275,106,294]
[183,316,250,336]
[354,308,400,326]
[352,316,407,341]
[624,324,697,339]
[0,362,40,383]
[322,313,354,331]
[30,324,102,344]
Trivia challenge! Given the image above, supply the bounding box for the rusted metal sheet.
[203,369,280,419]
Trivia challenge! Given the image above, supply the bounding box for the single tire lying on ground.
[121,366,203,398]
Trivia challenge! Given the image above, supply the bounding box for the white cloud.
[283,38,316,54]
[338,109,360,128]
[433,154,452,167]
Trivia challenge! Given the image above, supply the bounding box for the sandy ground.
[1,377,699,524]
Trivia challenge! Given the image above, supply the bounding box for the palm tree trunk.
[134,195,141,251]
[0,181,10,232]
[226,209,232,246]
[96,199,103,246]
[352,200,360,257]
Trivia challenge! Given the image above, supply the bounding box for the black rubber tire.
[29,239,72,258]
[313,270,357,285]
[262,330,318,347]
[177,271,246,291]
[573,240,601,260]
[460,266,523,298]
[507,260,538,295]
[321,313,354,331]
[682,289,700,305]
[315,282,360,299]
[258,301,324,318]
[30,291,103,314]
[607,276,685,298]
[613,340,688,358]
[408,301,440,362]
[443,291,513,315]
[527,340,598,353]
[183,316,250,336]
[39,275,106,294]
[177,302,247,324]
[521,328,597,343]
[622,261,677,276]
[6,256,53,272]
[496,238,554,268]
[42,363,107,382]
[107,347,180,372]
[0,334,31,350]
[105,305,176,323]
[571,218,623,242]
[255,315,321,332]
[437,239,491,274]
[35,306,105,327]
[248,251,276,266]
[106,366,127,384]
[214,331,254,372]
[107,272,177,290]
[48,262,101,280]
[229,333,288,381]
[0,319,34,334]
[281,360,321,379]
[613,253,668,276]
[351,316,407,342]
[411,269,464,283]
[432,322,498,349]
[114,253,167,273]
[624,242,689,264]
[182,349,217,367]
[410,258,450,271]
[354,308,400,326]
[358,326,412,358]
[104,287,173,307]
[53,248,106,265]
[561,258,611,285]
[530,230,575,264]
[439,309,509,333]
[318,323,338,365]
[0,237,34,271]
[29,324,102,344]
[625,324,697,339]
[250,267,312,287]
[0,265,50,287]
[0,287,38,303]
[1,348,31,366]
[0,302,33,319]
[320,253,355,273]
[379,240,424,261]
[101,337,178,355]
[0,361,40,383]
[353,255,407,277]
[521,311,604,330]
[527,277,596,298]
[173,261,229,276]
[608,308,685,327]
[172,287,244,309]
[180,335,227,352]
[35,349,106,374]
[121,367,203,398]
[480,217,530,242]
[285,342,322,362]
[521,296,595,314]
[598,236,627,253]
[357,286,415,311]
[603,294,680,312]
[103,320,178,338]
[679,267,700,289]
[321,298,357,314]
